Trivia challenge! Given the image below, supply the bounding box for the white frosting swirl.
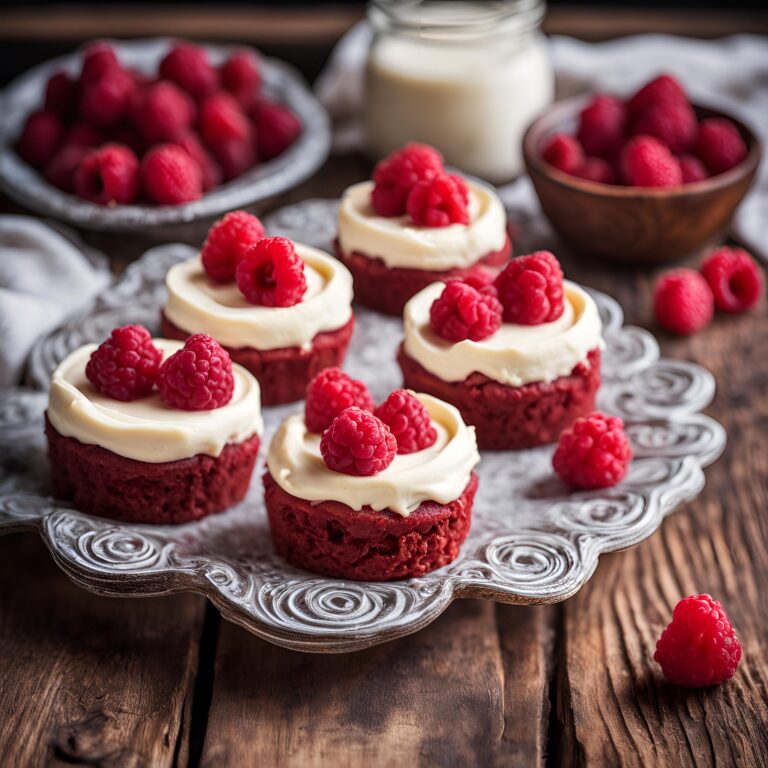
[48,340,263,463]
[267,393,479,517]
[164,243,354,350]
[403,281,603,386]
[337,180,507,270]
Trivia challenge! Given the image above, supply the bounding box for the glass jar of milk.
[365,0,553,183]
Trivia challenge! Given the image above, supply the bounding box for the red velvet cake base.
[399,347,602,450]
[334,236,511,316]
[45,416,260,524]
[263,471,478,581]
[160,314,354,406]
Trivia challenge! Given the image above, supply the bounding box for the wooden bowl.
[523,96,761,264]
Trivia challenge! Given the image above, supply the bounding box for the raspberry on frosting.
[85,324,162,401]
[493,251,565,325]
[159,42,219,100]
[305,368,374,433]
[74,143,140,205]
[577,95,626,159]
[158,333,234,411]
[429,281,503,342]
[374,389,437,454]
[371,143,444,217]
[235,236,307,307]
[654,268,714,335]
[620,135,683,187]
[201,210,265,282]
[141,144,203,205]
[406,173,469,227]
[694,117,748,175]
[541,133,584,175]
[320,407,397,477]
[700,247,763,314]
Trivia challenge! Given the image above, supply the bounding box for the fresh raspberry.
[79,66,135,127]
[541,133,584,175]
[44,144,89,191]
[220,50,261,107]
[679,154,709,183]
[305,368,374,433]
[494,251,565,325]
[620,135,683,187]
[44,71,79,117]
[573,157,615,184]
[371,143,444,217]
[159,42,218,100]
[175,132,222,191]
[74,143,140,205]
[694,118,747,175]
[407,173,469,227]
[627,74,689,119]
[631,99,696,153]
[320,407,397,477]
[654,594,742,688]
[17,110,64,168]
[85,325,162,401]
[80,42,119,85]
[199,93,255,179]
[374,389,437,454]
[66,122,104,148]
[141,144,203,205]
[654,268,714,335]
[235,236,307,307]
[552,412,632,490]
[252,100,302,160]
[577,95,626,159]
[132,81,196,144]
[109,124,146,155]
[462,267,495,291]
[429,281,502,342]
[158,333,234,411]
[201,210,265,282]
[700,247,763,314]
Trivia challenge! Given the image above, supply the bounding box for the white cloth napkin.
[315,29,768,258]
[0,216,110,387]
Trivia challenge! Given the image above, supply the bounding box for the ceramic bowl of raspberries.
[0,38,330,231]
[523,74,760,264]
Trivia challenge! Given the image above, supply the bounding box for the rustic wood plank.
[0,532,206,767]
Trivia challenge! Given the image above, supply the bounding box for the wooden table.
[1,10,767,767]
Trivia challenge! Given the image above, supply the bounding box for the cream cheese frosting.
[403,281,603,387]
[164,243,354,351]
[337,180,507,271]
[48,340,263,463]
[267,393,479,517]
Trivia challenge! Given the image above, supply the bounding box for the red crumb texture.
[45,416,259,524]
[161,313,354,405]
[398,347,601,450]
[263,471,477,581]
[334,237,512,316]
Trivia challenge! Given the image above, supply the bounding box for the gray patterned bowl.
[0,200,725,652]
[0,38,330,232]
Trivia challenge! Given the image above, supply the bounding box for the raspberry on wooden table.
[235,236,307,307]
[654,268,714,335]
[700,247,763,314]
[320,407,397,477]
[429,281,502,342]
[305,368,374,433]
[159,42,218,100]
[158,334,234,411]
[406,173,469,227]
[74,143,140,205]
[220,50,262,107]
[694,117,748,175]
[626,74,688,119]
[132,81,196,144]
[654,594,742,688]
[17,110,64,168]
[577,95,626,159]
[200,210,265,282]
[493,251,565,325]
[252,100,302,160]
[631,99,697,154]
[620,135,683,187]
[541,133,584,175]
[79,66,135,128]
[85,325,162,401]
[374,389,437,454]
[371,143,444,217]
[141,144,203,205]
[678,154,709,183]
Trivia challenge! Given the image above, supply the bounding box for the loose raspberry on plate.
[175,132,222,191]
[541,133,584,175]
[430,281,502,343]
[200,210,265,282]
[158,333,234,411]
[653,268,714,335]
[494,251,565,325]
[694,117,748,175]
[406,173,469,227]
[79,66,135,128]
[577,95,626,159]
[374,389,437,454]
[700,247,763,314]
[678,154,709,183]
[141,144,203,205]
[626,74,688,119]
[80,41,119,85]
[44,71,79,118]
[252,100,302,160]
[74,143,140,205]
[85,324,162,401]
[17,110,64,168]
[320,407,397,477]
[573,157,615,184]
[235,236,307,307]
[44,144,89,191]
[371,143,444,217]
[631,99,697,154]
[132,81,196,144]
[220,50,261,108]
[654,594,742,688]
[620,135,683,187]
[305,368,374,433]
[199,93,255,179]
[159,42,218,100]
[552,412,632,490]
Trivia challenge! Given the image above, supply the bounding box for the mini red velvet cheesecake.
[162,211,355,406]
[263,370,480,581]
[46,327,263,524]
[335,143,511,315]
[399,252,604,450]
